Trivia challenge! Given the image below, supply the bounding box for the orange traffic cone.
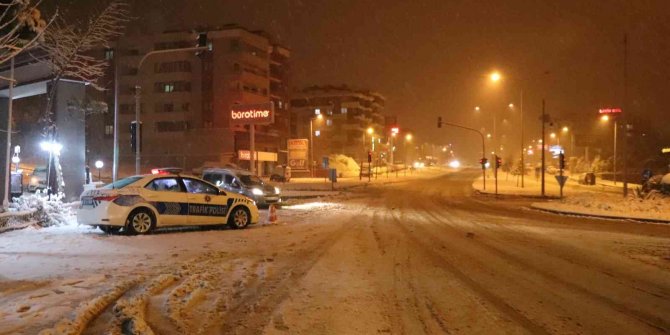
[268,204,278,224]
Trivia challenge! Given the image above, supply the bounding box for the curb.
[530,203,670,224]
[473,189,560,200]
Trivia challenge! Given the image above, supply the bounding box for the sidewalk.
[472,171,670,223]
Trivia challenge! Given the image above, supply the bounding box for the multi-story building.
[88,24,290,178]
[290,85,386,166]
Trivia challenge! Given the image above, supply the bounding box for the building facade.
[88,25,290,178]
[290,85,386,167]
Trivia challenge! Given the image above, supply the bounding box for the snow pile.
[327,154,361,178]
[10,193,73,227]
[536,191,670,221]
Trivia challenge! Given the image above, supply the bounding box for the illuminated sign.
[238,150,277,161]
[662,148,670,154]
[230,102,275,125]
[287,139,309,171]
[598,108,622,114]
[391,127,399,135]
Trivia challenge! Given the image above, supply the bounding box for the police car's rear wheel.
[126,209,155,235]
[228,207,250,229]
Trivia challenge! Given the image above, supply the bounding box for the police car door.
[182,177,230,225]
[143,177,188,226]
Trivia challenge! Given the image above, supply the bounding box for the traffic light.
[437,116,442,128]
[495,155,502,169]
[197,33,207,47]
[558,152,565,170]
[367,151,372,163]
[479,157,488,169]
[130,121,142,153]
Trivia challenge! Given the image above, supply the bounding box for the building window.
[155,103,175,113]
[341,107,347,114]
[278,101,283,109]
[314,108,320,115]
[155,121,190,133]
[155,61,191,73]
[154,81,191,93]
[314,130,321,137]
[104,49,114,60]
[326,119,333,126]
[104,125,114,135]
[181,103,190,112]
[230,39,240,51]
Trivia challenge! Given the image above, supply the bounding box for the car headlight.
[30,177,38,185]
[251,188,264,196]
[274,187,280,194]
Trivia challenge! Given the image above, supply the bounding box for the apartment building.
[88,24,290,177]
[290,85,386,165]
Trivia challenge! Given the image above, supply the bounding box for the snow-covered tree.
[38,0,131,195]
[0,0,51,65]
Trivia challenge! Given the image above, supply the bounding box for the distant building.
[290,85,386,167]
[88,24,290,177]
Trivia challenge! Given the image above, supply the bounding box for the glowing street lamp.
[562,126,569,133]
[490,71,501,82]
[95,160,104,181]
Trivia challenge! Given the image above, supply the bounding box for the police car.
[77,168,259,235]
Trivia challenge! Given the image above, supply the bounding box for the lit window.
[104,125,114,135]
[314,108,320,115]
[104,49,114,60]
[315,130,321,137]
[341,107,347,114]
[278,101,283,108]
[164,84,174,93]
[326,119,333,126]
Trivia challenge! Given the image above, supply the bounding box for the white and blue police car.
[77,168,259,234]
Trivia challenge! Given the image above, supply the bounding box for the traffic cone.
[268,204,278,224]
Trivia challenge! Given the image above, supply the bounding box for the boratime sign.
[230,102,275,125]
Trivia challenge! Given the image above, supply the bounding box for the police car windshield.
[102,176,143,189]
[239,174,263,186]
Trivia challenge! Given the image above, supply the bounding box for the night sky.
[55,0,670,155]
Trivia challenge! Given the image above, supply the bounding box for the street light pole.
[132,46,208,176]
[440,121,486,190]
[520,89,524,188]
[613,119,618,185]
[541,99,546,197]
[309,119,314,177]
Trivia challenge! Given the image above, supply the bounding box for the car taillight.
[93,195,119,202]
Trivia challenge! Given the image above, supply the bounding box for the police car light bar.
[151,167,183,175]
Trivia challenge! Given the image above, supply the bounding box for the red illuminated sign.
[598,108,622,114]
[230,102,275,125]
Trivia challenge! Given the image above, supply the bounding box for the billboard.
[287,139,309,171]
[598,108,622,114]
[230,102,275,126]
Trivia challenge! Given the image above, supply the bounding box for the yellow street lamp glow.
[600,115,609,122]
[405,134,412,141]
[474,106,481,111]
[508,103,514,108]
[486,133,492,138]
[366,127,373,134]
[316,114,323,120]
[562,126,569,133]
[550,132,556,139]
[490,72,501,82]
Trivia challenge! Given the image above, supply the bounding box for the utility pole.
[2,57,15,208]
[622,33,629,197]
[520,89,525,188]
[112,50,119,182]
[541,99,546,197]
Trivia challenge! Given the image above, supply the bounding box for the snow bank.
[10,194,73,227]
[327,154,361,178]
[534,192,670,221]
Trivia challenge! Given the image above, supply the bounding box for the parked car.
[28,166,47,192]
[202,167,281,207]
[77,168,259,235]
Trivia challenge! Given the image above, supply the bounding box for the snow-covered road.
[1,170,669,334]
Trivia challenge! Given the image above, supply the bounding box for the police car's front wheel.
[228,206,250,229]
[126,209,155,235]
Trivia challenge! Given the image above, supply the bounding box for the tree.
[38,1,130,195]
[0,0,51,65]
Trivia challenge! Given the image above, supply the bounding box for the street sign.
[555,175,569,187]
[287,139,309,171]
[230,102,275,125]
[598,108,622,114]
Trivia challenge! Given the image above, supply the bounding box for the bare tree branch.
[0,0,53,65]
